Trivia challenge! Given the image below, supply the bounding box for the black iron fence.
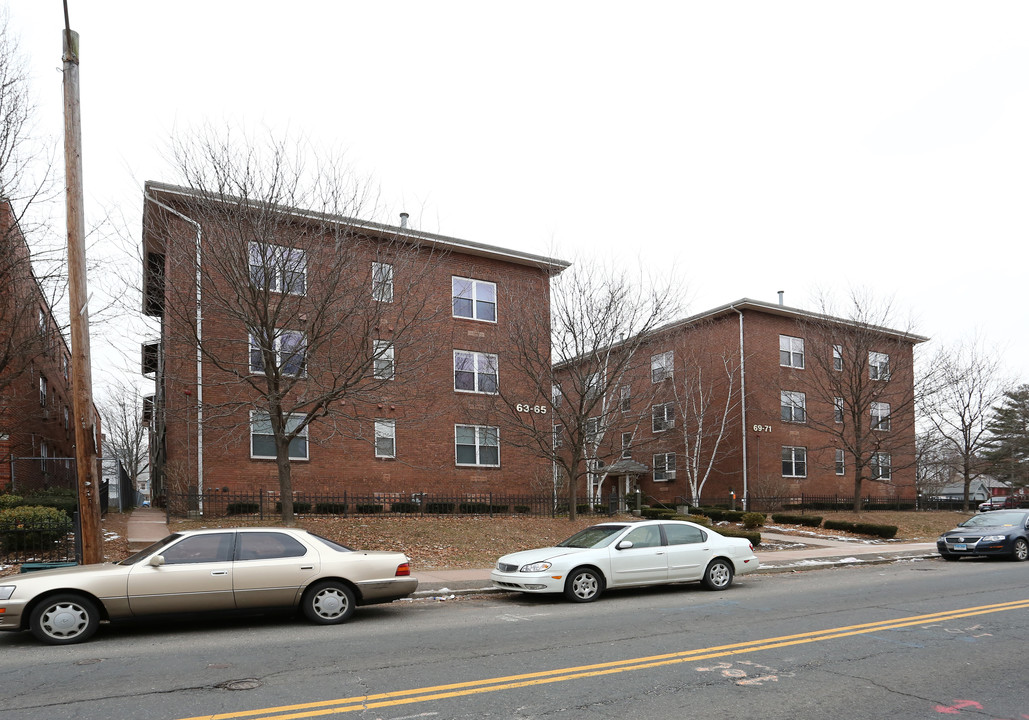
[0,519,78,565]
[647,494,927,513]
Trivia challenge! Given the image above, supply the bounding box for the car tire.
[29,593,99,645]
[702,559,734,591]
[1012,538,1029,562]
[564,567,604,602]
[302,581,356,624]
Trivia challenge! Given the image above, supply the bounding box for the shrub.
[314,502,347,515]
[226,502,260,515]
[21,489,78,515]
[460,502,493,514]
[674,513,712,526]
[0,494,24,510]
[771,513,823,527]
[699,508,745,522]
[641,507,677,519]
[0,505,73,551]
[275,501,312,514]
[741,512,765,529]
[491,504,509,514]
[514,505,531,514]
[389,502,420,514]
[823,519,898,539]
[717,527,761,546]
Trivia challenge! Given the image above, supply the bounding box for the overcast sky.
[6,1,1029,397]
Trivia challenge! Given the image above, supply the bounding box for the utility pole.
[63,10,103,564]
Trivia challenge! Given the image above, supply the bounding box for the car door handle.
[300,565,314,570]
[211,570,228,576]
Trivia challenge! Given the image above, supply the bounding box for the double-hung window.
[871,452,891,479]
[454,350,498,393]
[455,425,499,467]
[250,330,306,376]
[251,412,309,460]
[651,351,674,382]
[782,446,807,477]
[452,277,496,322]
[621,432,633,459]
[652,402,675,432]
[586,417,601,445]
[39,375,47,407]
[249,243,306,294]
[781,391,806,423]
[619,385,631,412]
[833,345,843,371]
[372,262,394,302]
[780,335,805,368]
[373,340,395,380]
[835,449,845,475]
[654,453,676,481]
[869,352,890,380]
[375,419,396,458]
[834,397,844,423]
[871,402,891,431]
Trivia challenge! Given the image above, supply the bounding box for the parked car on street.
[491,520,759,602]
[0,527,418,644]
[937,510,1029,562]
[978,497,1020,512]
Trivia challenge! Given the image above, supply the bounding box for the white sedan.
[490,519,759,602]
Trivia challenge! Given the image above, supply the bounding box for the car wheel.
[1012,538,1029,562]
[29,593,99,645]
[564,567,604,602]
[302,581,356,624]
[702,559,734,591]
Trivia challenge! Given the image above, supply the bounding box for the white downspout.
[731,305,748,510]
[145,194,204,509]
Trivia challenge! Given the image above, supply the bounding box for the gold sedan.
[0,527,418,644]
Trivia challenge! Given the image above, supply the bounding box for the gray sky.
[7,1,1029,396]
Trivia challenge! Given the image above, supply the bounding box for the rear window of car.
[236,531,309,560]
[663,524,707,545]
[307,533,353,553]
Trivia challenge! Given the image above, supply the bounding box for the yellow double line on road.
[180,599,1029,720]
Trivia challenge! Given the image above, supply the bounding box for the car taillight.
[395,562,411,577]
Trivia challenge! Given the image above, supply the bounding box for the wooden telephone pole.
[63,10,103,564]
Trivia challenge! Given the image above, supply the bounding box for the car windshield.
[556,525,627,548]
[959,512,1027,528]
[116,533,183,565]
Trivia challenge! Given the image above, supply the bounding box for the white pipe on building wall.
[731,305,748,510]
[144,194,204,507]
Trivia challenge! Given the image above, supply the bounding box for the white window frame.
[455,424,500,467]
[250,330,307,376]
[651,351,674,383]
[586,417,601,445]
[453,350,499,394]
[652,402,675,433]
[835,449,845,476]
[871,452,892,480]
[553,423,563,450]
[871,402,891,431]
[782,446,807,478]
[621,432,633,459]
[39,375,47,407]
[372,262,394,303]
[619,385,631,412]
[780,390,806,423]
[654,452,676,481]
[552,384,563,408]
[250,411,309,461]
[452,276,497,322]
[869,351,890,380]
[249,242,307,295]
[374,419,396,458]
[780,335,805,369]
[833,344,843,372]
[834,397,844,424]
[373,340,395,380]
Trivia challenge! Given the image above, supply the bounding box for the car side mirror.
[616,540,634,550]
[149,555,166,567]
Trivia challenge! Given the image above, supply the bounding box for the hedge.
[314,502,348,514]
[227,502,260,515]
[771,513,823,528]
[741,512,765,529]
[823,519,898,539]
[0,505,73,550]
[717,527,761,546]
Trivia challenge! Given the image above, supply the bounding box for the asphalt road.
[1,557,1027,720]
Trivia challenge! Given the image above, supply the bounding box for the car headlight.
[0,586,15,601]
[981,535,1006,542]
[520,561,552,573]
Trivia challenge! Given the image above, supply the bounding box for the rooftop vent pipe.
[399,212,409,229]
[778,290,784,306]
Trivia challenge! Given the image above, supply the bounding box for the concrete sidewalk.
[123,509,938,596]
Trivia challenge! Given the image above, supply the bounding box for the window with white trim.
[621,432,633,459]
[553,423,563,449]
[869,351,890,380]
[834,397,844,423]
[584,371,602,400]
[250,330,306,376]
[619,385,631,412]
[373,340,394,380]
[251,412,308,460]
[833,345,843,371]
[454,350,498,393]
[552,384,562,408]
[586,417,601,445]
[835,449,845,475]
[375,419,396,458]
[652,402,675,432]
[651,351,674,382]
[780,335,805,368]
[452,277,496,322]
[871,402,891,431]
[871,452,891,479]
[39,375,47,407]
[654,452,676,481]
[249,243,306,294]
[372,262,394,302]
[455,424,500,467]
[782,446,807,477]
[781,391,806,423]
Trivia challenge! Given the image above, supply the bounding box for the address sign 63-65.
[516,404,548,414]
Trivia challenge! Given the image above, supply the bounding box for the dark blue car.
[937,510,1029,561]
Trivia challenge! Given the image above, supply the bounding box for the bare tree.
[920,339,1006,511]
[98,387,149,495]
[792,291,923,511]
[670,337,742,505]
[495,258,679,520]
[147,128,448,523]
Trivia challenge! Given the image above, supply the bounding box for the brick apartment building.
[141,182,568,504]
[0,197,93,492]
[563,297,927,508]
